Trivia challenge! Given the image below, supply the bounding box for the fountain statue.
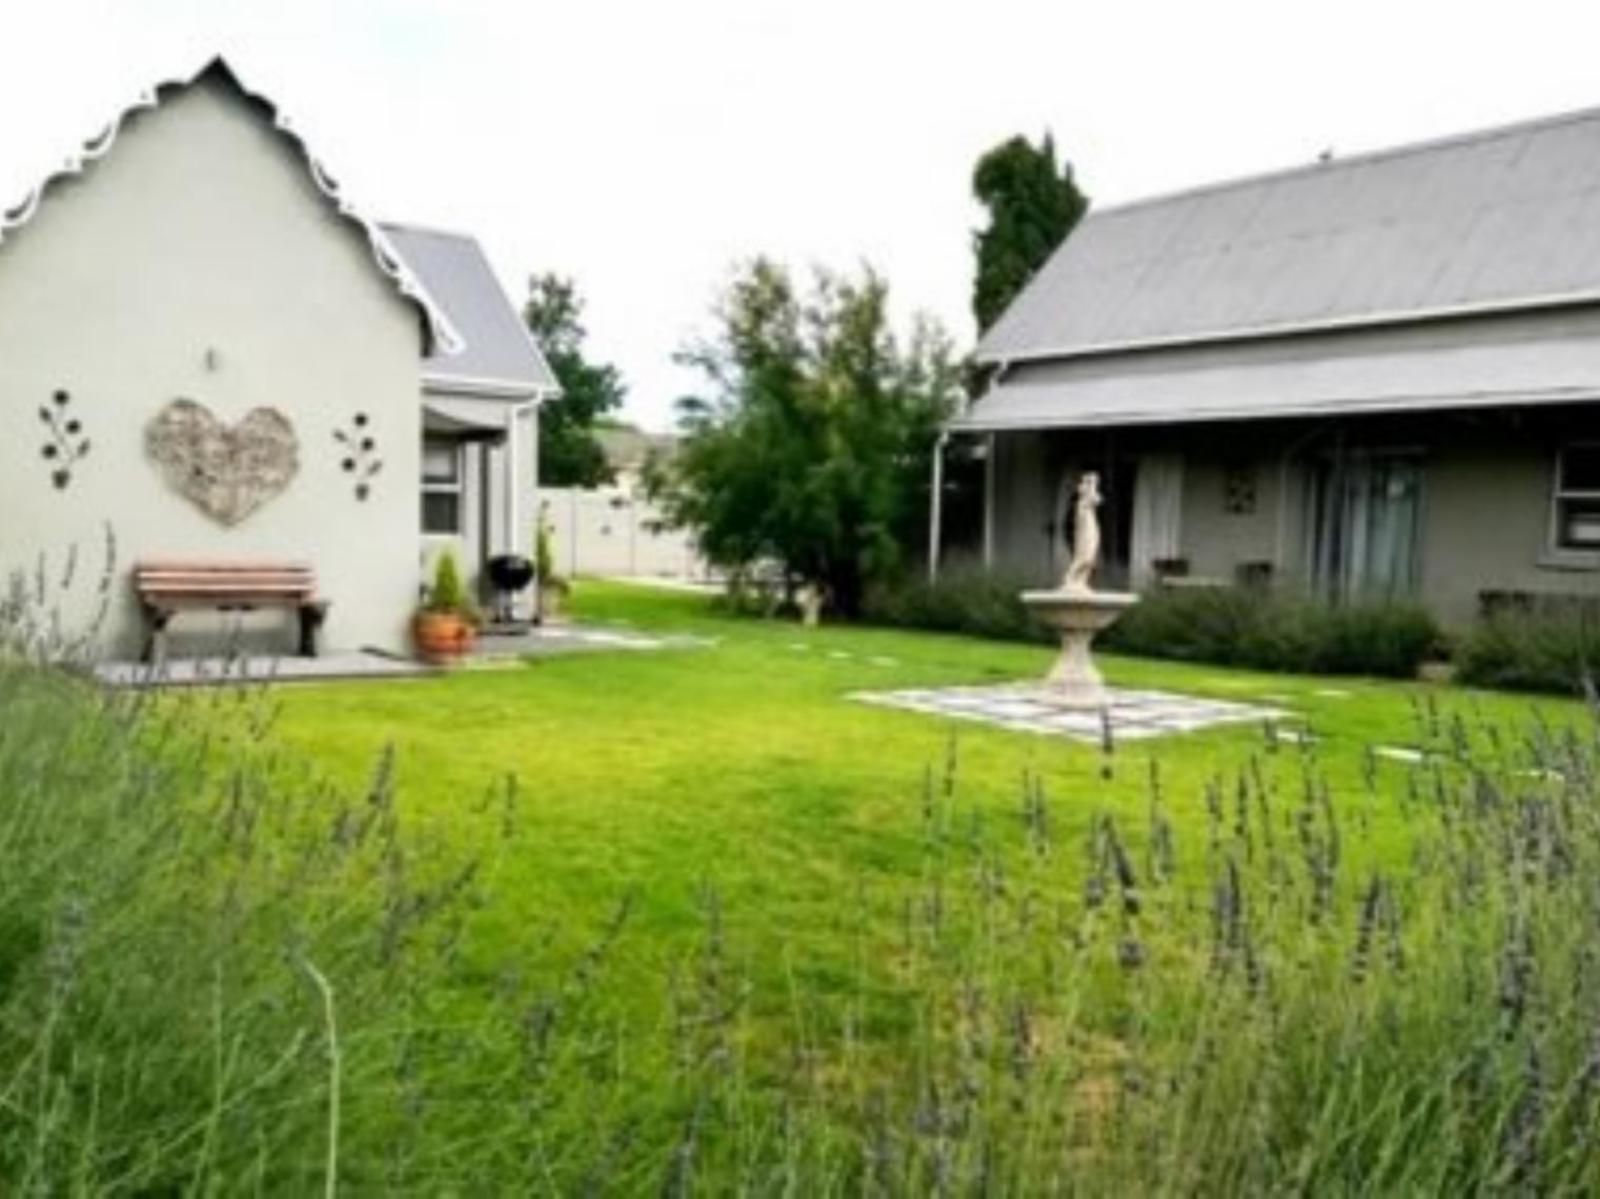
[1021,471,1139,709]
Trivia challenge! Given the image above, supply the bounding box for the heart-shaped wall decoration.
[146,399,300,526]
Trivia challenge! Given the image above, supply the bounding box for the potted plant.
[534,509,569,623]
[414,549,475,663]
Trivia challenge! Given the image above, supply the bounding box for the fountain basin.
[1022,588,1139,709]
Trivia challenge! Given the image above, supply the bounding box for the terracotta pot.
[413,610,472,664]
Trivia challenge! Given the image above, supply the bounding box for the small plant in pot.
[534,510,570,623]
[414,550,476,663]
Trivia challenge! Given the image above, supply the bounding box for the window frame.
[421,437,464,536]
[1547,443,1600,558]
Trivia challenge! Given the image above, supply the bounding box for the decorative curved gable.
[0,56,459,359]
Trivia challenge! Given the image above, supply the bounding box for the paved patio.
[94,622,707,688]
[95,651,434,689]
[849,683,1289,743]
[471,623,709,660]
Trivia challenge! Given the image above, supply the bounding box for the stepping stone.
[1373,745,1426,764]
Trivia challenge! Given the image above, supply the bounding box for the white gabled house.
[0,57,557,659]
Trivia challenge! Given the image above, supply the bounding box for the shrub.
[1456,605,1600,694]
[866,574,1441,676]
[534,508,557,585]
[1102,586,1443,677]
[427,548,466,613]
[862,571,1052,643]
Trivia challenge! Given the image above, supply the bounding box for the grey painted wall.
[979,406,1600,627]
[0,76,425,657]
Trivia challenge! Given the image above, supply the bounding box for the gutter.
[423,375,560,402]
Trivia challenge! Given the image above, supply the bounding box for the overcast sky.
[2,0,1599,429]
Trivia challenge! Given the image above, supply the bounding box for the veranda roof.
[954,310,1600,431]
[380,223,559,400]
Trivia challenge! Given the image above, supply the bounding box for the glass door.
[1306,452,1422,601]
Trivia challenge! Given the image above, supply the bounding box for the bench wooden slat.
[139,573,313,582]
[139,580,314,592]
[132,560,330,662]
[135,560,313,571]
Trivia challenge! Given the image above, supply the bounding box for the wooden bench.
[133,561,329,663]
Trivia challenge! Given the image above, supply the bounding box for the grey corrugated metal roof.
[957,310,1600,431]
[380,223,559,397]
[978,104,1600,366]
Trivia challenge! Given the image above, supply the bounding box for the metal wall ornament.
[1223,465,1258,516]
[146,398,299,526]
[38,389,90,489]
[334,413,382,500]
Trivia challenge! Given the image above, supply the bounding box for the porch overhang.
[952,312,1600,433]
[423,396,509,443]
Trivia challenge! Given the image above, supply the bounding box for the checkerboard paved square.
[848,684,1287,743]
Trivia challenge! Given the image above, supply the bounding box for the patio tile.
[848,682,1287,744]
[95,651,434,689]
[470,624,710,660]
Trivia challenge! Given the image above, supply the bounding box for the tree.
[651,259,963,616]
[524,274,626,487]
[971,133,1088,333]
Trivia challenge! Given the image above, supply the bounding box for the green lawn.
[267,580,1576,1023]
[13,579,1599,1190]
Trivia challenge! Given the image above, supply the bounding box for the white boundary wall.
[537,487,708,580]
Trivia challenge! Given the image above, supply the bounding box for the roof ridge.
[1091,100,1600,220]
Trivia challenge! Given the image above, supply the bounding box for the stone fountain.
[1021,471,1139,709]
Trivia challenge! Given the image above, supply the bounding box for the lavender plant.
[7,549,1600,1191]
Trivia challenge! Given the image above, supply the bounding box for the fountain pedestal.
[1022,589,1139,709]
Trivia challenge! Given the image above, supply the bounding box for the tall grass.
[6,550,1600,1189]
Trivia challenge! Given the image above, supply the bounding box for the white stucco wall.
[420,398,538,615]
[536,486,708,580]
[0,76,425,658]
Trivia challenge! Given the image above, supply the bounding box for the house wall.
[1173,436,1292,584]
[1418,435,1593,625]
[978,407,1600,628]
[421,403,539,618]
[988,430,1064,585]
[0,76,424,657]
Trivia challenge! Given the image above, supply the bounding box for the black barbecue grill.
[486,553,535,627]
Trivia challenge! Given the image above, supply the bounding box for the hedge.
[865,573,1442,678]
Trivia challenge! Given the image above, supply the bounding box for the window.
[421,438,462,534]
[1552,445,1600,552]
